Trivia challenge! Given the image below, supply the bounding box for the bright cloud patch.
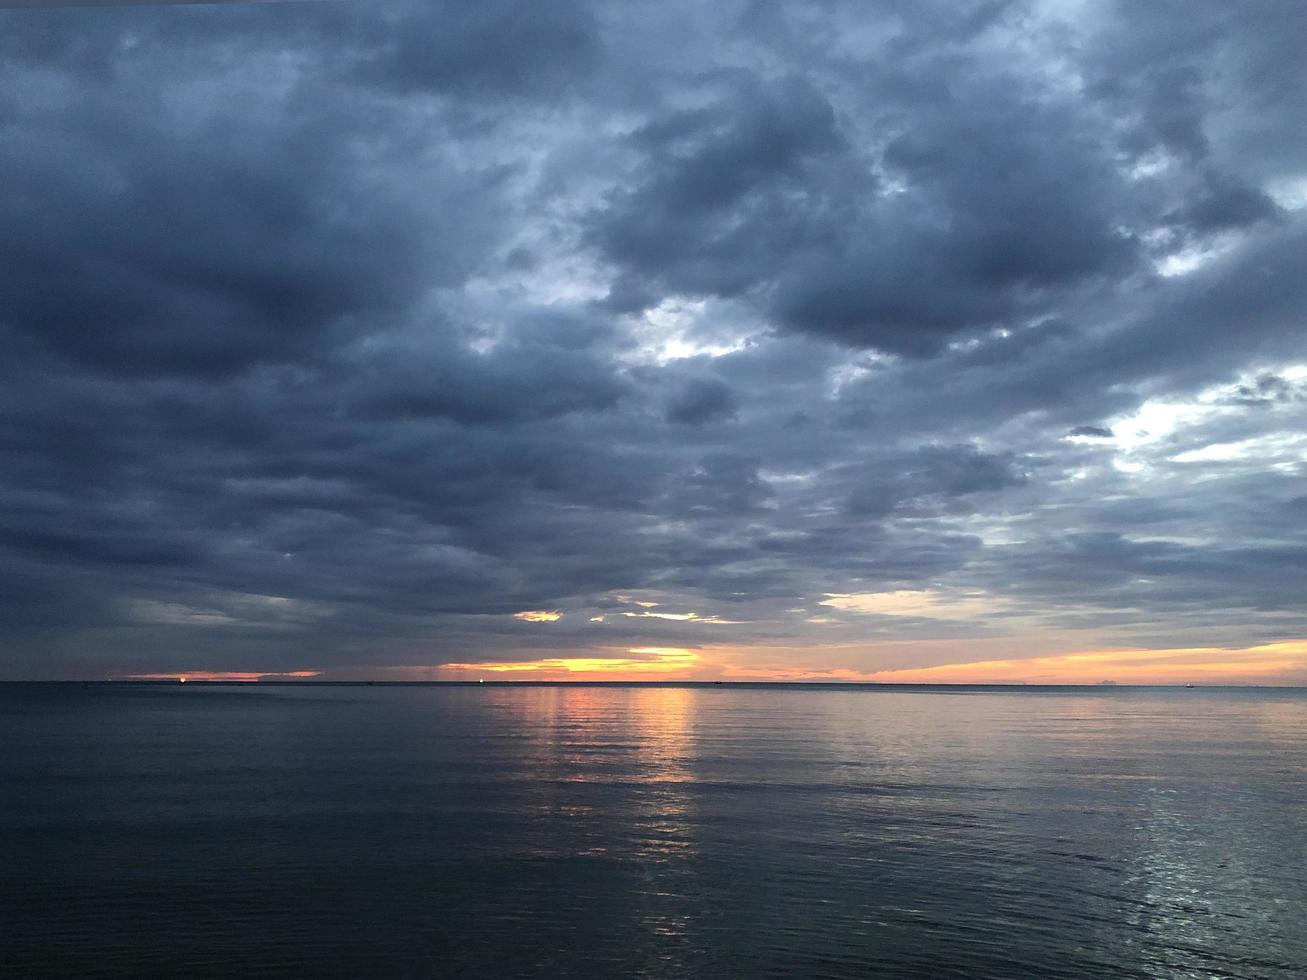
[621,611,745,625]
[820,591,1006,620]
[513,610,563,623]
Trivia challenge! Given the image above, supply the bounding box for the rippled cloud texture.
[3,0,1306,682]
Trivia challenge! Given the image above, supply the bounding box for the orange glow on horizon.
[124,640,1307,686]
[441,647,700,679]
[121,670,322,682]
[434,638,1307,685]
[854,640,1307,685]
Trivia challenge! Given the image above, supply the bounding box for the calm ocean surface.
[2,683,1305,978]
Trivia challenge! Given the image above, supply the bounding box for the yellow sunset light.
[443,646,700,677]
[513,610,563,622]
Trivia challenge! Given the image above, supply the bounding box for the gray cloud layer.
[2,0,1305,677]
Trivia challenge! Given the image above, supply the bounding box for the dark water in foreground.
[2,683,1305,978]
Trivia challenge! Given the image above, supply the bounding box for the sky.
[2,0,1306,684]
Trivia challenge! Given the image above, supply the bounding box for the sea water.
[2,683,1304,977]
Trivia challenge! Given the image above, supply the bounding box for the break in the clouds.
[2,0,1305,682]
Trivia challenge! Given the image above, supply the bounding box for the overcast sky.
[3,0,1306,682]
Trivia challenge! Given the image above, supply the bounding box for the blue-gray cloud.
[1,0,1305,676]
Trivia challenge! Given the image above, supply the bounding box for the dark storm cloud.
[593,75,847,307]
[352,342,629,425]
[1166,177,1281,235]
[774,82,1137,353]
[350,1,601,100]
[590,34,1137,354]
[0,2,330,7]
[846,445,1027,518]
[1,0,1305,676]
[665,377,738,426]
[0,34,466,376]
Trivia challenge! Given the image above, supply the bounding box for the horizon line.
[5,679,1304,690]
